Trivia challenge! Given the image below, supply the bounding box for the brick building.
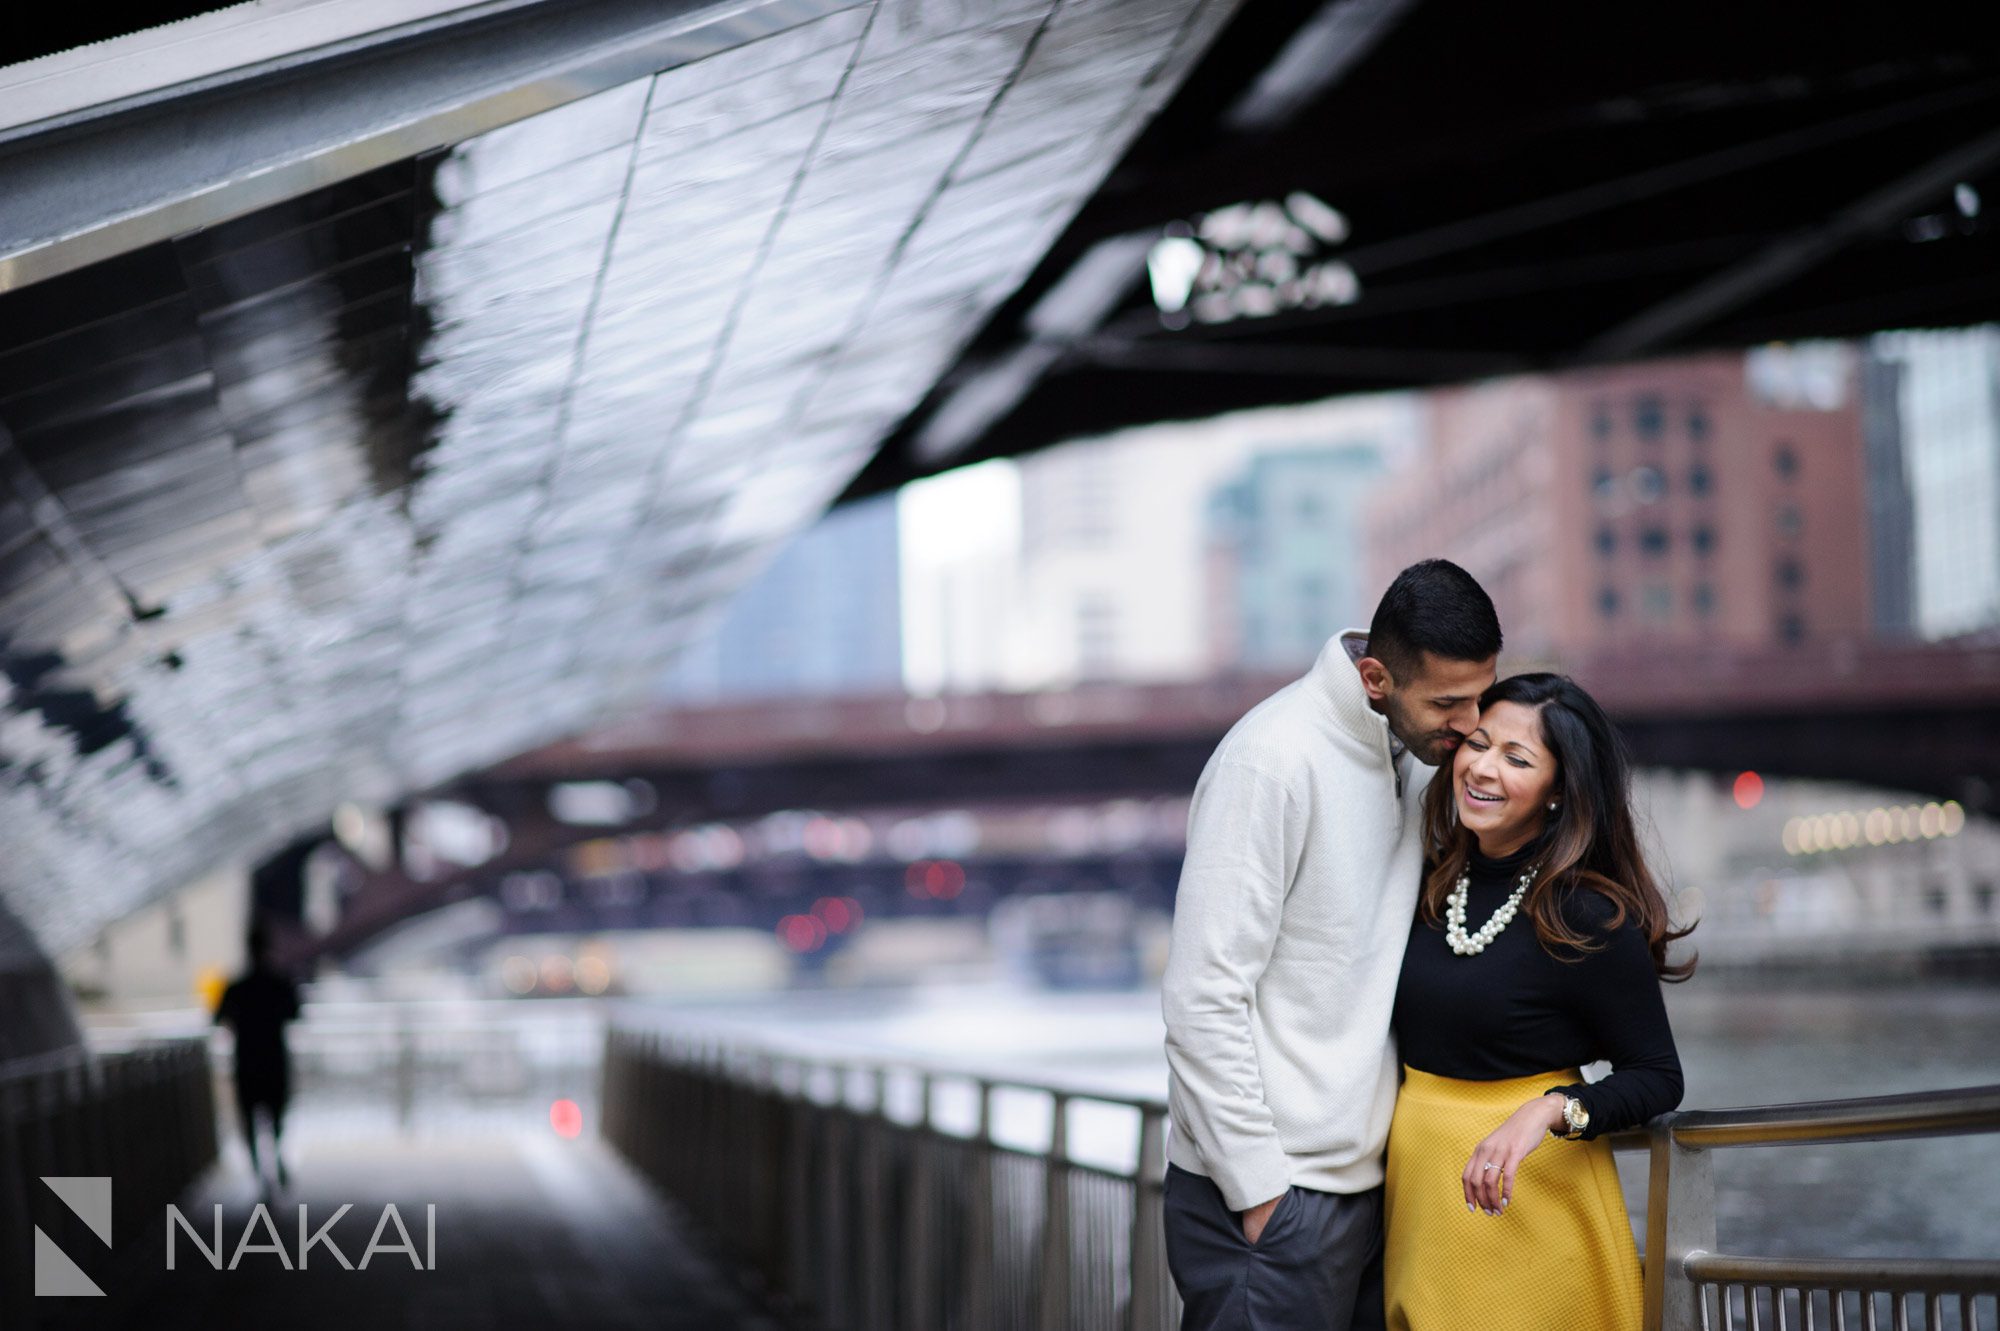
[1366,349,1875,661]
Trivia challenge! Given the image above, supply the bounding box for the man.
[214,920,303,1191]
[1161,559,1501,1330]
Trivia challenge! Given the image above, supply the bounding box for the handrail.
[1666,1082,2000,1148]
[1686,1253,2000,1294]
[612,1005,1173,1117]
[1643,1083,2000,1331]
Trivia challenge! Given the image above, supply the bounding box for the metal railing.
[0,1039,217,1331]
[604,1021,2000,1331]
[1644,1086,2000,1331]
[603,1024,1180,1331]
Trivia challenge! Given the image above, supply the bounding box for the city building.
[1871,325,2000,639]
[897,460,1026,696]
[1858,346,1917,639]
[1365,349,1874,660]
[999,394,1421,688]
[658,494,902,702]
[1204,444,1386,671]
[897,394,1420,693]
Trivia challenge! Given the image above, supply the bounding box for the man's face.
[1371,651,1497,766]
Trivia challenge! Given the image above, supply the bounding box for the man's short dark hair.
[1367,559,1501,683]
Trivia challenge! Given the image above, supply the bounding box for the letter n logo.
[35,1176,110,1296]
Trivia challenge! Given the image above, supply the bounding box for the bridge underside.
[0,0,1235,1032]
[850,0,2000,494]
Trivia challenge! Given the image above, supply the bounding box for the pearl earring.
[1547,802,1558,811]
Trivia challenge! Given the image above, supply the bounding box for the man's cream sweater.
[1161,630,1434,1210]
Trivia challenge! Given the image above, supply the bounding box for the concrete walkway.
[38,1132,786,1330]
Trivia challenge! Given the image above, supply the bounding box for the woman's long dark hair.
[1419,672,1696,981]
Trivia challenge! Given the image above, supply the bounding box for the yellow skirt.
[1384,1066,1644,1331]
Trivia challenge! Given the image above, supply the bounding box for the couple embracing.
[1161,559,1694,1331]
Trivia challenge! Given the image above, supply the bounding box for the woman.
[1384,672,1694,1331]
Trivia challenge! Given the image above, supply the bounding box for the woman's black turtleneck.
[1390,835,1684,1138]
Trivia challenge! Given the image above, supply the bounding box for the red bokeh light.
[905,860,966,900]
[1733,771,1765,810]
[778,914,829,953]
[813,896,862,934]
[550,1098,583,1138]
[927,860,965,900]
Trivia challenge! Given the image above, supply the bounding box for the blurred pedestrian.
[214,920,302,1190]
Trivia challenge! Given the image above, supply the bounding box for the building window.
[1077,596,1119,675]
[1597,587,1620,619]
[1640,527,1669,557]
[1779,613,1806,644]
[1643,584,1672,619]
[1634,395,1665,440]
[1774,443,1798,478]
[1688,405,1711,442]
[1692,583,1717,616]
[1687,464,1712,496]
[1591,402,1613,440]
[1775,505,1803,538]
[1595,526,1616,556]
[1631,467,1665,504]
[1776,558,1805,590]
[1692,525,1716,556]
[1591,468,1616,501]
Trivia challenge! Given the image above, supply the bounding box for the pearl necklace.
[1445,863,1540,956]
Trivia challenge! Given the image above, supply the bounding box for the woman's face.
[1451,700,1559,855]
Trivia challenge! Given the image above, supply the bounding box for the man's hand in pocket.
[1239,1190,1285,1245]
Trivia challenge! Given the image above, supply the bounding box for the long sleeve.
[1160,757,1303,1211]
[1547,904,1683,1138]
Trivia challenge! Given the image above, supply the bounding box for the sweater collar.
[1470,827,1549,878]
[1312,630,1399,757]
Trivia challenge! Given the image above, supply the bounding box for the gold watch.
[1551,1095,1590,1140]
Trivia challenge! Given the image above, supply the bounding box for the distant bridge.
[298,636,2000,959]
[497,636,2000,800]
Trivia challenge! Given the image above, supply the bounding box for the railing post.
[1040,1092,1073,1331]
[819,1065,851,1324]
[962,1079,996,1331]
[0,1079,34,1331]
[901,1070,936,1331]
[860,1066,893,1330]
[1645,1113,1716,1331]
[1128,1108,1171,1331]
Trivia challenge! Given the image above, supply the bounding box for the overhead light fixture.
[1151,191,1361,326]
[1147,235,1204,314]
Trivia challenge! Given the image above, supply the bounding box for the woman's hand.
[1463,1093,1568,1216]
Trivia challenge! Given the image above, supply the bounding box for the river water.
[649,977,2000,1260]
